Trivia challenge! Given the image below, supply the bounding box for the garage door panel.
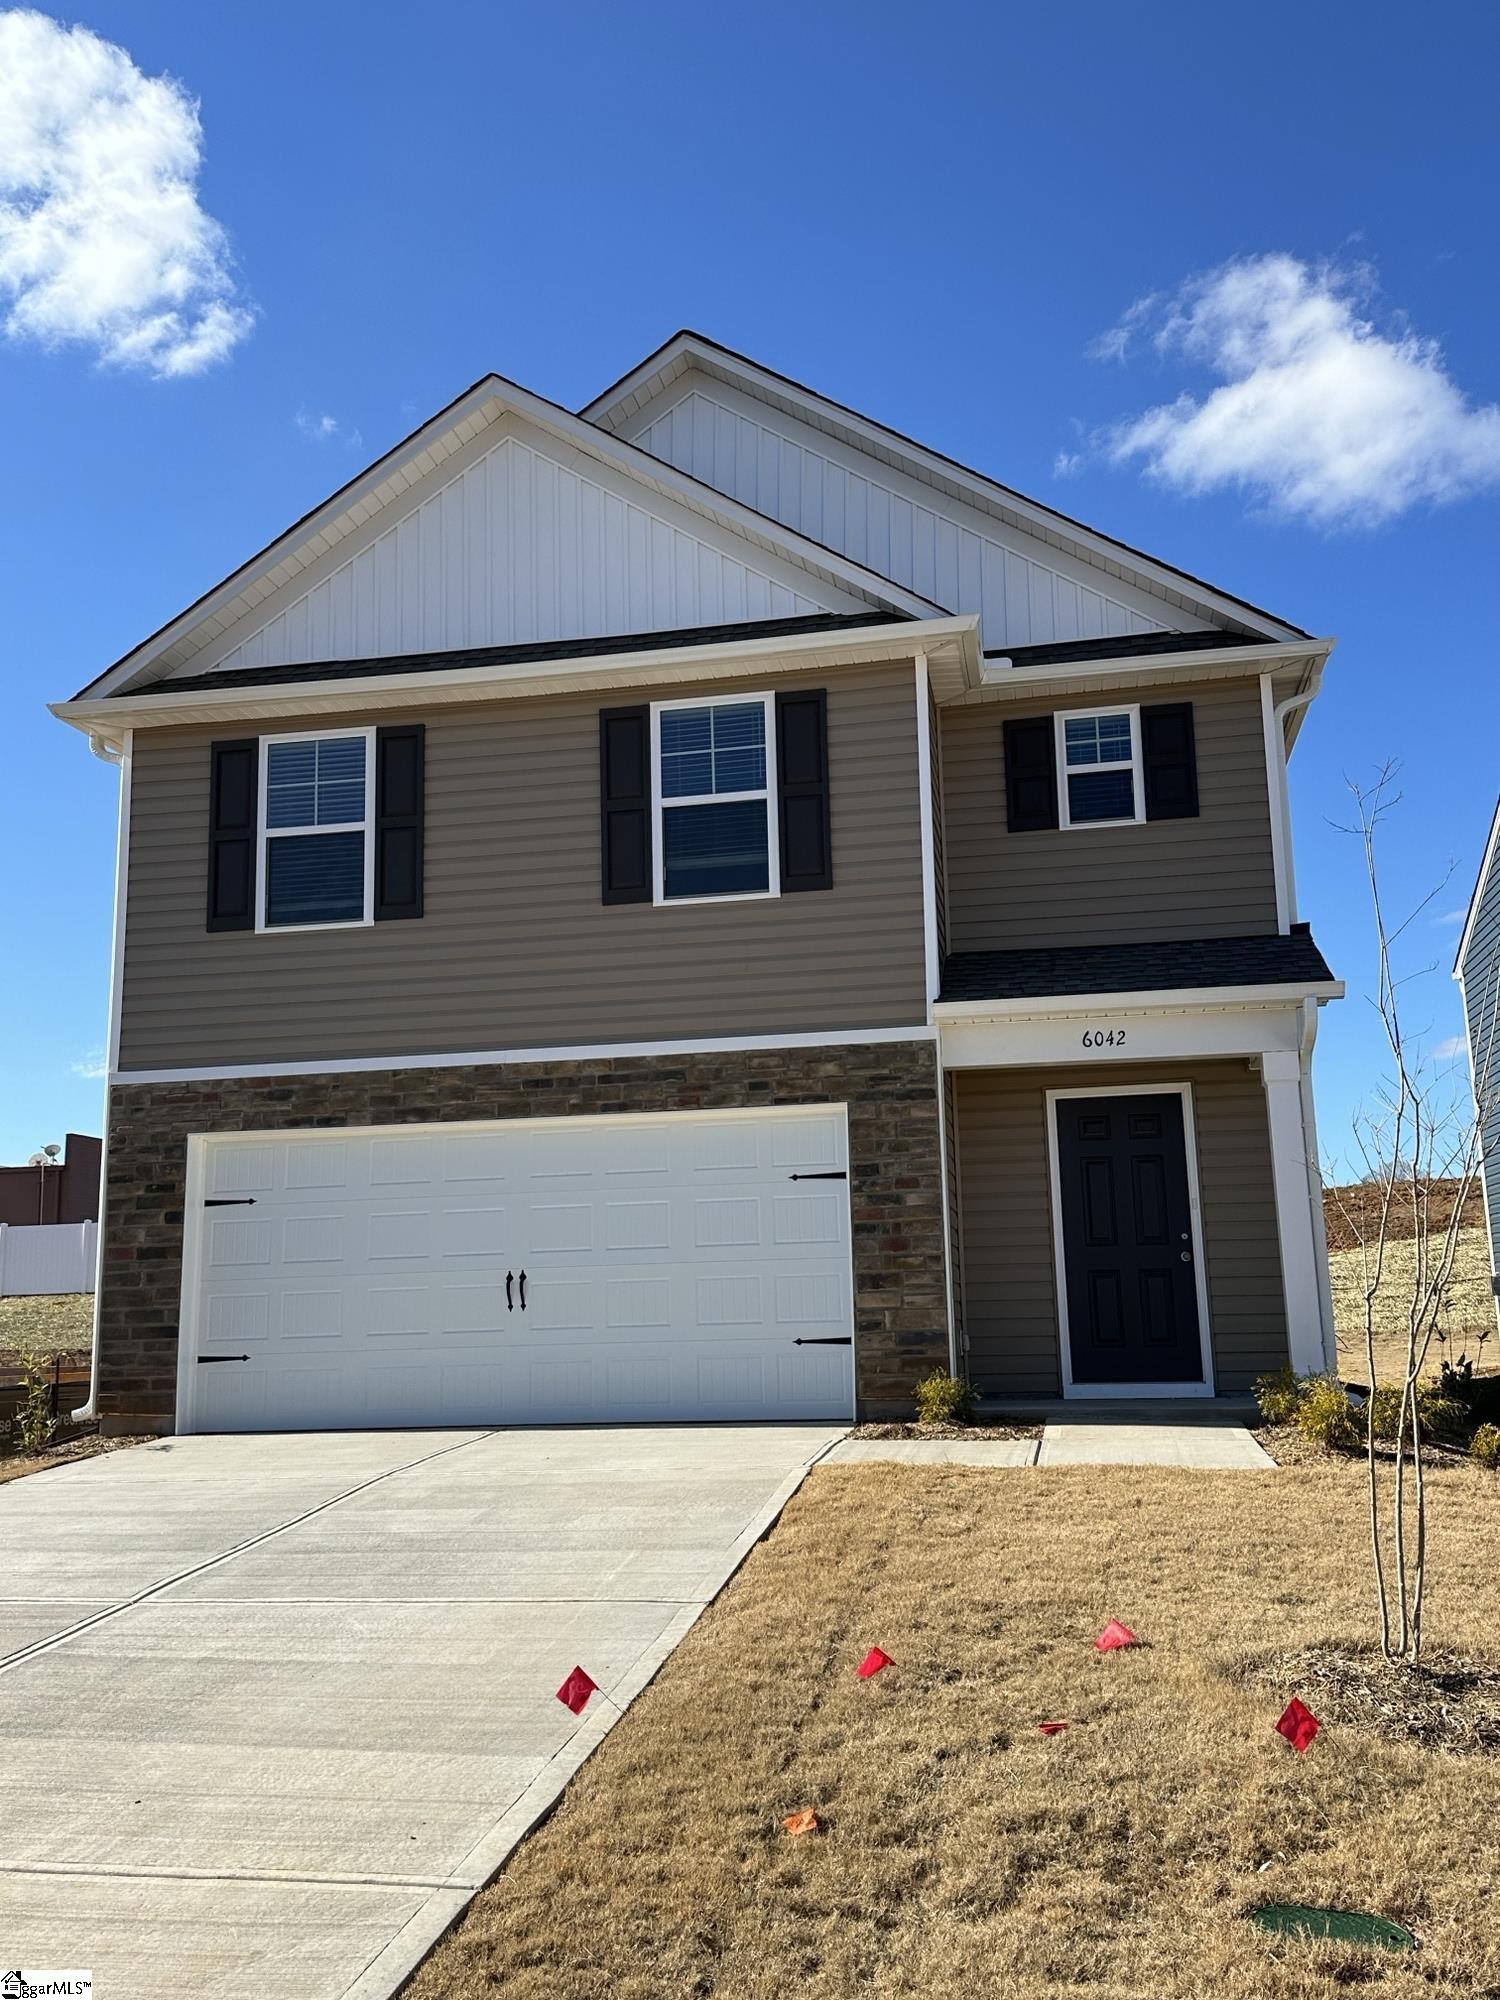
[185,1109,854,1432]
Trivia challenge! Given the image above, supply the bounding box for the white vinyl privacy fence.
[0,1221,98,1297]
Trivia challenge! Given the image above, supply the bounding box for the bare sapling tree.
[1330,765,1496,1666]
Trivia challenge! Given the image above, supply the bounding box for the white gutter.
[74,730,131,1423]
[935,980,1344,1022]
[979,636,1335,690]
[52,615,983,739]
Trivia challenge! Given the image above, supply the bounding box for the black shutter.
[776,688,832,892]
[1003,715,1058,832]
[207,738,258,931]
[600,705,652,904]
[1141,702,1199,821]
[375,724,425,920]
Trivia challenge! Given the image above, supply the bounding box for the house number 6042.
[1081,1028,1126,1048]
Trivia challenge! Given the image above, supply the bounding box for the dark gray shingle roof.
[940,928,1337,1004]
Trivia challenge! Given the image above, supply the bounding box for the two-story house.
[53,332,1343,1434]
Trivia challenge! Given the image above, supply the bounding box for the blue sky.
[1,0,1497,1166]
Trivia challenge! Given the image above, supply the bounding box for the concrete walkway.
[0,1424,842,2000]
[825,1420,1274,1470]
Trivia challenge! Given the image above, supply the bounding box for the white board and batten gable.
[190,410,891,681]
[585,335,1307,652]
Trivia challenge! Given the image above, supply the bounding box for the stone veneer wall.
[98,1039,947,1427]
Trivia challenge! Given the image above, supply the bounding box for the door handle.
[1180,1251,1193,1264]
[519,1269,527,1311]
[506,1271,514,1311]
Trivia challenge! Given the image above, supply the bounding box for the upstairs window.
[259,730,374,929]
[653,696,778,902]
[1056,707,1144,829]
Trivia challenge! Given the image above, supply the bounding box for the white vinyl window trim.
[1054,703,1145,831]
[255,725,376,934]
[650,691,780,907]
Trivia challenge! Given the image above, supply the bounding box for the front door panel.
[1056,1093,1204,1385]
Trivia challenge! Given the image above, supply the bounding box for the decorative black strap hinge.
[786,1171,847,1181]
[205,1197,257,1207]
[793,1336,853,1346]
[197,1354,250,1364]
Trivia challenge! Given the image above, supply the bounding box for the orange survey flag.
[783,1809,820,1837]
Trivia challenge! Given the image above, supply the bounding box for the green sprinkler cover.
[1251,1903,1416,1951]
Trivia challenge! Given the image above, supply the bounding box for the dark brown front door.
[1055,1092,1204,1385]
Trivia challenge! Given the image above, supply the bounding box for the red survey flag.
[1095,1619,1139,1652]
[858,1646,894,1678]
[784,1808,820,1837]
[556,1665,599,1715]
[1275,1697,1321,1753]
[1038,1721,1070,1735]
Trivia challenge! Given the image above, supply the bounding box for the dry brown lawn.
[1331,1226,1495,1383]
[0,1292,93,1368]
[404,1459,1500,2000]
[0,1432,137,1485]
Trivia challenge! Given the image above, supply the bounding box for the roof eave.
[52,614,982,741]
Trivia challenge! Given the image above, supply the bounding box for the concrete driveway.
[0,1425,842,1998]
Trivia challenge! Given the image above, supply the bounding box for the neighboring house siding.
[940,677,1278,953]
[954,1058,1288,1396]
[620,372,1186,650]
[1460,833,1500,1281]
[117,661,927,1072]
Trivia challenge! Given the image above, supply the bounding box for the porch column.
[1260,1048,1328,1375]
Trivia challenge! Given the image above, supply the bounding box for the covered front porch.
[937,932,1342,1403]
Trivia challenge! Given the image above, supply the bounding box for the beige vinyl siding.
[118,661,926,1071]
[940,677,1278,952]
[954,1059,1288,1396]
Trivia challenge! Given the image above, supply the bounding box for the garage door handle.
[506,1271,514,1311]
[198,1353,249,1364]
[205,1197,257,1207]
[794,1337,852,1346]
[787,1171,847,1181]
[518,1269,527,1310]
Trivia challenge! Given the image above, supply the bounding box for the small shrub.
[1415,1390,1471,1442]
[1296,1376,1360,1452]
[11,1344,53,1457]
[1440,1353,1500,1424]
[1367,1383,1406,1441]
[1470,1424,1500,1470]
[1254,1365,1305,1426]
[914,1370,976,1426]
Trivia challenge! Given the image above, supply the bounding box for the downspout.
[1267,664,1324,929]
[74,729,130,1424]
[1298,998,1339,1373]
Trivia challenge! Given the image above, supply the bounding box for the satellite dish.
[43,1144,61,1160]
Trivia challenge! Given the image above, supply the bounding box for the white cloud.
[1435,907,1469,927]
[70,1048,106,1079]
[295,408,362,449]
[1089,254,1500,526]
[0,9,253,377]
[1433,1035,1469,1063]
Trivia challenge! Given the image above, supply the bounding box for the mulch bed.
[847,1419,1043,1440]
[1239,1643,1500,1757]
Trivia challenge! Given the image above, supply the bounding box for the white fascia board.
[109,1023,937,1087]
[969,637,1336,699]
[52,615,981,740]
[584,333,1309,643]
[934,982,1345,1022]
[72,371,946,706]
[1454,795,1500,975]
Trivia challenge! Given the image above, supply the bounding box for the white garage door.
[179,1106,855,1432]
